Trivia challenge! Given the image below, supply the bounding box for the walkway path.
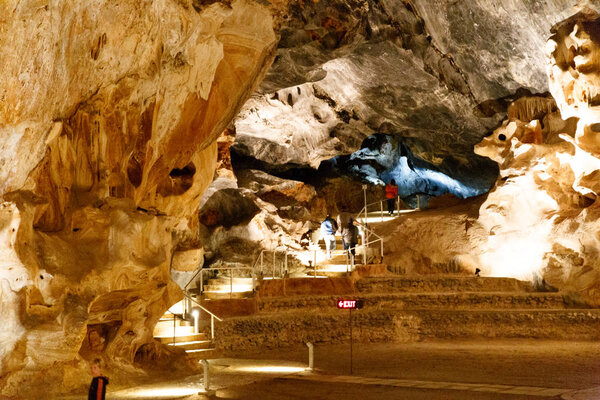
[57,340,600,399]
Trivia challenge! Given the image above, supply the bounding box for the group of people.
[320,213,359,259]
[319,178,398,259]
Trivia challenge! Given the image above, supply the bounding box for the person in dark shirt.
[341,217,359,257]
[89,358,109,400]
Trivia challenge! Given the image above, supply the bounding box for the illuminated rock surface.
[476,9,600,298]
[382,9,600,302]
[0,0,280,396]
[4,0,600,397]
[232,0,590,181]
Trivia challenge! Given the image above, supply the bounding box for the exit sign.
[337,299,364,309]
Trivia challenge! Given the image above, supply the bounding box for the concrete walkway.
[59,340,600,399]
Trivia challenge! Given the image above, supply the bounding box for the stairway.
[213,274,600,351]
[153,301,220,359]
[194,277,255,300]
[311,234,356,277]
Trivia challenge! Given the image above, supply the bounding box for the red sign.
[337,299,364,309]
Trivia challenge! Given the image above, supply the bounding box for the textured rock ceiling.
[233,0,594,182]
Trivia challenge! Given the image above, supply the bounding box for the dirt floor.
[59,340,600,400]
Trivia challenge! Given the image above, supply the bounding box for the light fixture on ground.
[190,306,201,333]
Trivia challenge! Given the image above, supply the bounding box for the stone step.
[154,324,194,338]
[215,309,600,351]
[155,318,192,331]
[256,292,578,313]
[320,254,355,262]
[203,284,254,293]
[356,275,534,293]
[206,277,254,284]
[155,330,208,344]
[201,291,254,300]
[167,339,212,351]
[185,347,222,360]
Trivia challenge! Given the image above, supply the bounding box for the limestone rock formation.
[0,0,281,395]
[232,0,598,185]
[382,10,600,302]
[475,9,600,298]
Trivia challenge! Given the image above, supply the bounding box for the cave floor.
[60,340,600,400]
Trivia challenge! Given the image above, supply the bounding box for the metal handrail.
[183,292,223,322]
[170,262,225,346]
[180,292,222,342]
[357,195,404,217]
[197,267,255,300]
[357,194,423,224]
[252,249,289,279]
[354,213,385,262]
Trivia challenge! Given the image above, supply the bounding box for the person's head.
[390,179,396,185]
[325,214,331,220]
[90,358,102,377]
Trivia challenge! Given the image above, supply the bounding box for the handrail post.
[272,251,276,279]
[380,201,383,222]
[173,312,176,345]
[397,195,400,214]
[229,273,232,300]
[210,314,214,341]
[200,270,204,294]
[362,184,368,227]
[260,251,264,276]
[363,244,366,265]
[313,250,317,278]
[285,251,288,276]
[201,359,214,395]
[380,238,384,263]
[417,194,420,210]
[346,249,349,273]
[306,342,314,371]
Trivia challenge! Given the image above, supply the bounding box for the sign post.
[337,299,364,375]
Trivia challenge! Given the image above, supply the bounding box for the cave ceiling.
[233,0,593,182]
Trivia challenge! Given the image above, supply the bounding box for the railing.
[355,220,384,263]
[169,294,223,345]
[252,249,289,279]
[182,292,222,341]
[357,195,422,224]
[302,221,383,275]
[196,267,256,299]
[304,246,356,277]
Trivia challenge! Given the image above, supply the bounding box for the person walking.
[320,214,338,259]
[385,179,398,215]
[341,217,359,258]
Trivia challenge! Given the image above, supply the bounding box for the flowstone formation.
[0,0,280,395]
[476,10,600,299]
[381,9,600,302]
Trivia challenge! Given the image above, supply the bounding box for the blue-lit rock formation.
[324,134,497,201]
[234,0,593,180]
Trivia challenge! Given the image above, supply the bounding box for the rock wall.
[0,0,281,395]
[381,9,600,302]
[475,9,600,298]
[232,0,600,187]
